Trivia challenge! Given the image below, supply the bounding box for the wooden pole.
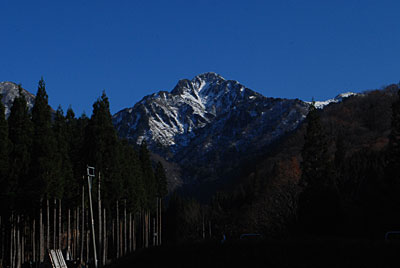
[87,174,98,268]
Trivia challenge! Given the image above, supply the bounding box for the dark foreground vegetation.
[162,84,400,245]
[0,79,168,268]
[107,238,400,268]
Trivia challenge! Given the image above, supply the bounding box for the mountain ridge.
[0,81,35,117]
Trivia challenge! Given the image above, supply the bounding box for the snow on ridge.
[306,92,358,109]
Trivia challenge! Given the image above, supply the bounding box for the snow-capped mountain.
[113,73,309,154]
[0,82,35,117]
[113,73,310,190]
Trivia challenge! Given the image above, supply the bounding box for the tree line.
[0,78,168,268]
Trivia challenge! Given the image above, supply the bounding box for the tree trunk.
[72,208,76,260]
[152,217,155,246]
[145,211,148,248]
[32,218,35,263]
[40,200,44,263]
[208,221,212,238]
[11,214,15,268]
[103,209,108,266]
[10,214,13,268]
[202,215,205,239]
[124,200,127,255]
[85,209,89,264]
[59,199,62,250]
[16,215,20,268]
[132,214,136,251]
[128,213,132,253]
[47,199,50,251]
[112,220,114,259]
[140,211,143,248]
[155,198,158,246]
[81,185,85,264]
[53,199,56,249]
[159,199,162,245]
[21,218,23,268]
[68,209,71,260]
[116,200,119,258]
[86,230,89,265]
[76,207,79,260]
[98,172,102,265]
[119,221,122,257]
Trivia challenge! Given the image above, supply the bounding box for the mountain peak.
[194,72,225,83]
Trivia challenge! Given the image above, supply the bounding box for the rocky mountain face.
[0,81,35,117]
[113,73,310,195]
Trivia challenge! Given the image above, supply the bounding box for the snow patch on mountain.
[307,92,358,109]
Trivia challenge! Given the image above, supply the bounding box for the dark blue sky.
[2,0,400,115]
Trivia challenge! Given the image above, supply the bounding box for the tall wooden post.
[87,167,98,268]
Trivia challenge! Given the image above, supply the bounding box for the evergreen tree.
[63,107,82,206]
[300,102,331,189]
[51,106,73,201]
[139,141,156,209]
[119,139,145,211]
[30,77,57,202]
[0,100,10,212]
[298,102,341,235]
[155,161,168,198]
[84,91,120,206]
[8,86,33,212]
